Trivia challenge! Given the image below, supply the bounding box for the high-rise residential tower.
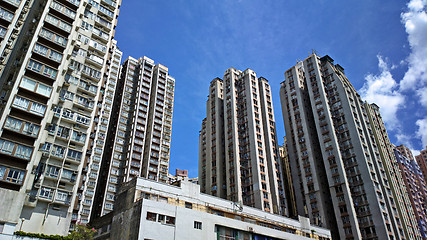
[416,146,427,183]
[397,144,415,161]
[365,104,421,240]
[0,0,121,235]
[72,39,122,226]
[199,68,286,215]
[278,141,297,218]
[90,56,175,219]
[394,147,427,239]
[280,54,422,239]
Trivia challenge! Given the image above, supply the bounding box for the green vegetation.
[14,224,96,240]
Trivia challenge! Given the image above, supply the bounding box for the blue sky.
[114,0,427,178]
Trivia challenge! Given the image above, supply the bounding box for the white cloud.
[359,55,405,130]
[417,87,427,107]
[399,0,427,91]
[416,118,427,148]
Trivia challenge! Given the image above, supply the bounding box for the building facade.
[199,68,286,216]
[278,140,297,218]
[416,146,427,184]
[90,56,175,219]
[0,0,121,236]
[394,147,427,239]
[397,144,415,161]
[279,54,421,239]
[91,178,331,240]
[365,104,421,240]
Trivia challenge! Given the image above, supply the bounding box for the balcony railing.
[0,8,14,22]
[0,26,6,38]
[39,28,67,47]
[26,59,58,80]
[12,96,46,116]
[0,165,25,185]
[4,116,40,137]
[0,138,33,160]
[94,15,112,29]
[4,0,21,7]
[45,14,72,33]
[50,1,76,19]
[33,43,63,63]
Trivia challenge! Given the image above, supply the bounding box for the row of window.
[0,165,25,185]
[0,139,33,160]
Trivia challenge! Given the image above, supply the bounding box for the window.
[146,212,156,221]
[185,202,192,209]
[4,117,22,132]
[56,191,69,202]
[67,149,82,161]
[40,187,54,199]
[46,165,60,177]
[165,216,175,225]
[194,221,202,230]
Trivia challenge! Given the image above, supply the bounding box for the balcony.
[0,138,33,160]
[85,53,104,67]
[26,59,58,80]
[50,1,76,20]
[92,27,109,43]
[19,76,52,98]
[0,165,25,185]
[81,64,101,81]
[88,39,106,54]
[0,26,6,39]
[74,95,94,110]
[45,14,72,33]
[94,15,112,31]
[0,8,14,22]
[12,95,46,117]
[33,43,63,63]
[100,0,116,9]
[98,5,114,20]
[3,0,21,7]
[4,116,40,138]
[76,79,98,96]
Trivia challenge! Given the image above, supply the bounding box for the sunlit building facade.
[90,56,175,219]
[199,68,286,215]
[394,147,427,239]
[279,54,421,239]
[0,0,121,236]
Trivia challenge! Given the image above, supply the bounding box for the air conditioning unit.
[34,183,41,188]
[248,227,254,232]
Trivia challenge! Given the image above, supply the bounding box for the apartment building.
[397,144,415,161]
[279,54,421,239]
[0,0,36,97]
[91,177,331,240]
[365,104,421,240]
[394,147,427,239]
[0,0,121,236]
[71,39,122,226]
[90,56,175,219]
[278,141,297,218]
[415,146,427,183]
[199,68,286,216]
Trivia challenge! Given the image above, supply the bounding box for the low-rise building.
[91,178,331,240]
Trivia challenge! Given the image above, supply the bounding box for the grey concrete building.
[0,0,121,236]
[199,68,286,216]
[91,177,331,240]
[90,56,175,219]
[279,54,421,239]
